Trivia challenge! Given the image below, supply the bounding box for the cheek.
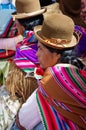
[39,53,52,69]
[37,52,47,68]
[38,53,46,64]
[39,59,48,69]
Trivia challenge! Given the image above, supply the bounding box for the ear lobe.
[57,53,61,58]
[55,53,61,62]
[54,52,60,57]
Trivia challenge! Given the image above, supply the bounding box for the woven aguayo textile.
[36,64,86,130]
[5,21,18,38]
[14,31,40,76]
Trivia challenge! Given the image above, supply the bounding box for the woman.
[12,13,86,130]
[0,1,44,128]
[6,0,45,103]
[6,2,61,102]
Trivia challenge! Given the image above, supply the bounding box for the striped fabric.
[6,21,18,38]
[36,64,86,129]
[37,91,79,130]
[14,31,41,77]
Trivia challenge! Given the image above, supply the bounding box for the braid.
[18,14,43,30]
[41,42,84,70]
[60,49,84,69]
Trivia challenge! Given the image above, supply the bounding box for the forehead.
[37,42,50,53]
[38,42,55,54]
[38,42,44,47]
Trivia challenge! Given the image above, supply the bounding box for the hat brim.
[34,25,78,49]
[12,8,46,19]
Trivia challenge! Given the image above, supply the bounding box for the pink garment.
[0,35,23,50]
[19,89,42,130]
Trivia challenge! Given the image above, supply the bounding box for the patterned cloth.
[14,26,86,76]
[0,85,20,130]
[5,21,18,38]
[13,29,86,129]
[37,64,86,130]
[14,31,41,77]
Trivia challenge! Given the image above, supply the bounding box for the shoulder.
[47,63,86,80]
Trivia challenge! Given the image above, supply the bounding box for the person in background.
[6,1,60,102]
[11,13,86,130]
[58,0,86,28]
[6,0,46,102]
[57,0,86,64]
[0,1,44,128]
[80,0,86,24]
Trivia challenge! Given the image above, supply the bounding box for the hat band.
[42,35,71,46]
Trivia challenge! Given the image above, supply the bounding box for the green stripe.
[7,22,14,35]
[75,69,86,92]
[23,68,34,72]
[36,92,48,130]
[7,22,17,36]
[66,67,86,92]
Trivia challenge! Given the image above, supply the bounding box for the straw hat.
[12,0,46,19]
[34,13,78,49]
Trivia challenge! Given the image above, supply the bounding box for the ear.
[16,20,25,36]
[54,52,61,62]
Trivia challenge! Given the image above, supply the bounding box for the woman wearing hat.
[6,0,45,102]
[11,13,86,130]
[57,0,86,61]
[6,1,61,102]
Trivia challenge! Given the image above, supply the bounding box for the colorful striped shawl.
[37,64,86,129]
[14,31,40,76]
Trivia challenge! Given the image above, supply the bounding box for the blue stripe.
[50,106,63,130]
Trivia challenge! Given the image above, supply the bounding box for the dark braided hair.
[60,49,84,69]
[18,14,43,30]
[44,45,84,69]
